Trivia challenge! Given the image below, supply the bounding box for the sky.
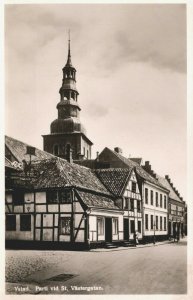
[5,4,186,199]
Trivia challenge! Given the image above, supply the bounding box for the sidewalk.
[90,237,187,252]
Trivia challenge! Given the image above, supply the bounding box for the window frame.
[145,214,148,230]
[6,215,16,231]
[112,218,118,235]
[60,217,71,235]
[97,217,105,236]
[20,214,31,231]
[145,188,148,204]
[150,190,153,206]
[131,182,137,193]
[130,198,134,211]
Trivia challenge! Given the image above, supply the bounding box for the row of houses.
[5,135,186,249]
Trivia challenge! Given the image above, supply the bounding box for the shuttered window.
[20,215,31,231]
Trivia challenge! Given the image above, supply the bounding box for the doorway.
[124,218,129,241]
[105,218,112,242]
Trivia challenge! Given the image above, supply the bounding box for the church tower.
[43,35,93,160]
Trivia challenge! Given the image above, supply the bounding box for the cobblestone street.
[6,238,187,295]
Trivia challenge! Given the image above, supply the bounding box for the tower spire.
[66,29,72,66]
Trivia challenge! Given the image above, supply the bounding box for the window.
[160,216,162,230]
[145,214,148,230]
[47,190,58,203]
[20,215,31,231]
[160,194,163,208]
[156,192,158,207]
[60,217,71,235]
[150,190,153,206]
[164,217,166,231]
[6,215,16,231]
[164,195,167,209]
[53,144,59,156]
[124,197,129,209]
[13,190,24,205]
[169,204,171,214]
[132,182,136,193]
[130,220,135,233]
[145,188,148,204]
[59,190,71,203]
[156,216,158,230]
[97,217,104,235]
[137,200,141,212]
[112,218,118,234]
[138,221,141,233]
[47,190,71,204]
[151,215,154,230]
[130,199,134,211]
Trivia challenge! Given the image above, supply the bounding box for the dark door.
[124,218,129,241]
[105,218,112,242]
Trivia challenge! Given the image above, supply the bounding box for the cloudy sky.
[5,4,186,198]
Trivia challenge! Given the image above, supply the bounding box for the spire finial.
[68,29,71,58]
[66,29,72,66]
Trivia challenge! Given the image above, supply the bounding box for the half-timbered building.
[95,168,143,242]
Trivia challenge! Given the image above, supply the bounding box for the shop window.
[12,190,24,205]
[112,218,118,235]
[20,215,31,231]
[151,215,154,230]
[130,199,134,211]
[164,217,166,231]
[130,220,135,233]
[156,216,158,230]
[160,216,162,230]
[60,217,71,235]
[138,221,141,233]
[145,214,148,230]
[131,182,136,193]
[6,215,16,231]
[145,188,148,204]
[97,217,104,235]
[151,190,153,205]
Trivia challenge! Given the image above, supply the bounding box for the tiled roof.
[157,175,183,202]
[77,190,119,210]
[95,168,132,197]
[130,158,142,165]
[5,135,53,164]
[29,157,111,196]
[109,148,138,168]
[103,148,168,191]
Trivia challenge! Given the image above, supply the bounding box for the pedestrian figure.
[134,231,139,247]
[173,230,176,242]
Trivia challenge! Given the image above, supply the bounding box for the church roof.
[95,168,132,197]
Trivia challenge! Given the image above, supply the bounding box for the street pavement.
[5,238,187,295]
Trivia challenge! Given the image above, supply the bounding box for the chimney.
[114,147,122,154]
[96,151,99,161]
[66,144,73,163]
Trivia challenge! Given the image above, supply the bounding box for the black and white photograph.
[3,1,190,297]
